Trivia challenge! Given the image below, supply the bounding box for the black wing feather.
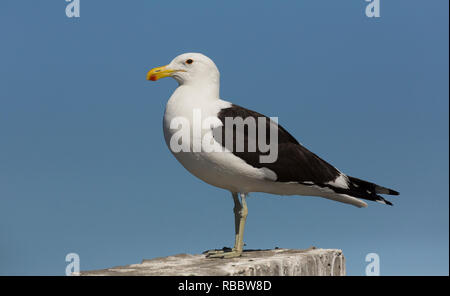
[215,104,340,184]
[215,104,399,206]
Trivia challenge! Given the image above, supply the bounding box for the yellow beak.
[146,65,181,81]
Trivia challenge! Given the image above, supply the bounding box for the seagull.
[146,53,399,258]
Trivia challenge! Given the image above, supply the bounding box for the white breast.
[162,85,275,193]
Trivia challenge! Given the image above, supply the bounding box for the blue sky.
[0,0,448,275]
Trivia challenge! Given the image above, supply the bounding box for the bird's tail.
[346,176,399,206]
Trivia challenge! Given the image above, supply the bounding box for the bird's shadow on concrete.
[203,246,317,254]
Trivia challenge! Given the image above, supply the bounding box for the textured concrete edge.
[80,248,345,276]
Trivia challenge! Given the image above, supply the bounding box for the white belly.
[163,98,273,192]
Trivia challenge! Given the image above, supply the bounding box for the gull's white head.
[147,53,220,86]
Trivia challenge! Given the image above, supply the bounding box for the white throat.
[173,75,220,100]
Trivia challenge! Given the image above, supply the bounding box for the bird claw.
[206,250,242,259]
[203,247,233,255]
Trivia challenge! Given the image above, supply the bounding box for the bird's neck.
[166,82,222,119]
[175,79,220,101]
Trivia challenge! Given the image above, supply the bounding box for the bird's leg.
[235,192,248,252]
[207,193,248,259]
[232,192,242,251]
[204,192,240,256]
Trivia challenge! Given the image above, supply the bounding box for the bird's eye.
[186,59,193,65]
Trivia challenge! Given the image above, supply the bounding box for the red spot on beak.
[149,75,157,81]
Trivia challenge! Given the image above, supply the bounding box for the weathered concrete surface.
[80,247,345,276]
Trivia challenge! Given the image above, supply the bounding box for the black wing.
[215,104,341,184]
[214,104,399,205]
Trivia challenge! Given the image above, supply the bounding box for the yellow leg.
[232,192,241,250]
[236,193,248,252]
[206,193,248,259]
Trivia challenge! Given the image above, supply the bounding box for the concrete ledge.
[80,247,345,276]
